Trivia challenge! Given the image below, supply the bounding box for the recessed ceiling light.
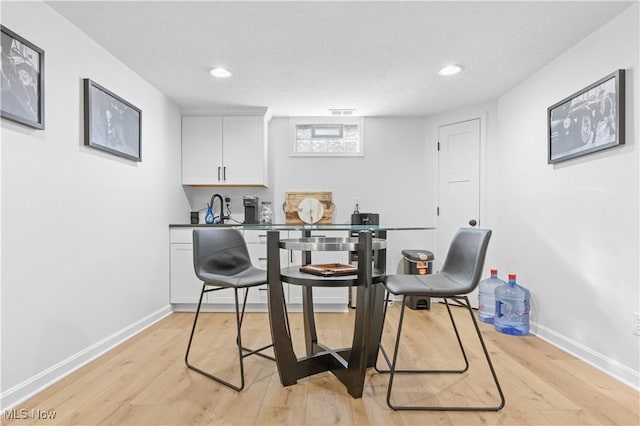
[209,67,232,78]
[438,65,462,76]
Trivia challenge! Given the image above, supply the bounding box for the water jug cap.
[508,273,516,280]
[490,269,498,275]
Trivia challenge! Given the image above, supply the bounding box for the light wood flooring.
[4,302,639,425]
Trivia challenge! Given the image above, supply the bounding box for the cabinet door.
[244,230,289,305]
[288,231,350,309]
[182,116,223,185]
[222,116,265,185]
[170,243,204,304]
[170,233,239,307]
[245,241,270,305]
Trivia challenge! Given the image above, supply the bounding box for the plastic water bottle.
[494,273,530,335]
[477,269,505,324]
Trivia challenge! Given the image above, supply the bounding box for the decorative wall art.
[0,25,45,129]
[548,69,625,164]
[84,78,141,161]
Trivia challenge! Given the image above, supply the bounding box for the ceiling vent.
[329,109,355,116]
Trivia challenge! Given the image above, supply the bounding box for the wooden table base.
[266,230,386,398]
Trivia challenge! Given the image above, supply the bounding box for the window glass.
[290,118,364,156]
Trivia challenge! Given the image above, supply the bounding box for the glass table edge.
[279,237,387,251]
[241,224,435,232]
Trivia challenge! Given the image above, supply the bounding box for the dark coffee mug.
[190,211,199,224]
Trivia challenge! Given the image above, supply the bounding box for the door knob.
[468,219,477,226]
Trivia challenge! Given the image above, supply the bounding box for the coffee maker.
[349,213,379,263]
[243,196,259,224]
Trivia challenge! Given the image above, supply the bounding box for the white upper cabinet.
[181,115,267,186]
[222,116,266,186]
[181,116,223,185]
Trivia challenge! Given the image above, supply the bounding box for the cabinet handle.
[223,166,227,181]
[217,166,221,182]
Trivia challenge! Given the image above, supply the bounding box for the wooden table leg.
[300,230,319,355]
[267,230,299,386]
[332,230,372,398]
[302,286,319,355]
[367,230,386,367]
[267,229,384,398]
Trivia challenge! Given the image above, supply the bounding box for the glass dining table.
[244,224,434,398]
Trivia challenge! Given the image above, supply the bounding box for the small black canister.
[190,211,199,224]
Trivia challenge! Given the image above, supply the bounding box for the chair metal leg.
[184,283,207,375]
[237,287,275,362]
[185,285,274,391]
[442,298,470,373]
[376,295,468,374]
[374,290,392,373]
[377,294,505,411]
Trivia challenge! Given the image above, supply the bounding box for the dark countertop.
[170,223,257,228]
[170,223,435,231]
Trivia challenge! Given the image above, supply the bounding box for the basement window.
[290,117,364,157]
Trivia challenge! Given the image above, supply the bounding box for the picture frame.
[84,78,141,162]
[1,25,45,129]
[548,69,625,164]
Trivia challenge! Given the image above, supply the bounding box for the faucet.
[210,194,229,224]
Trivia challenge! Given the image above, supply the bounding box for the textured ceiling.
[47,1,634,117]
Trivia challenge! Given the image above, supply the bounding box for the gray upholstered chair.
[185,228,274,391]
[377,227,505,411]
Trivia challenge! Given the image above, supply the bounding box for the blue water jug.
[494,273,530,335]
[477,269,506,324]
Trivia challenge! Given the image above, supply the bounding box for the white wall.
[489,4,639,388]
[1,2,189,408]
[269,117,432,223]
[274,117,436,270]
[186,117,437,271]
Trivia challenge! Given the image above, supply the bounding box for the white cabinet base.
[170,227,348,312]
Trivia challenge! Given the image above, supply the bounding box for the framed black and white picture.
[1,25,45,129]
[84,78,141,162]
[548,69,625,164]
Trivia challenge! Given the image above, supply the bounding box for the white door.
[437,119,481,276]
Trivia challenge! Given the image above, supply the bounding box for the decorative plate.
[297,197,325,224]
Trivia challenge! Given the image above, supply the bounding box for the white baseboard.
[0,305,173,411]
[532,321,639,391]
